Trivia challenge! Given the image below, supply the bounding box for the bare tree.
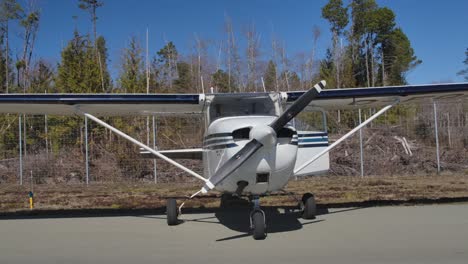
[0,0,23,93]
[224,15,232,92]
[19,1,40,91]
[279,41,290,91]
[193,33,209,93]
[244,22,261,92]
[78,0,104,91]
[224,15,241,92]
[270,33,280,92]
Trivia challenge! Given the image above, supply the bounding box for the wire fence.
[0,100,466,185]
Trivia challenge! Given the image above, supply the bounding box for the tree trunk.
[365,39,371,88]
[381,48,386,86]
[5,22,9,93]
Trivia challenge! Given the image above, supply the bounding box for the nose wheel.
[250,196,267,240]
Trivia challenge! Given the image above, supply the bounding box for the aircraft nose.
[250,125,277,148]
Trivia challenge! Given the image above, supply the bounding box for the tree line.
[0,0,465,183]
[0,0,429,96]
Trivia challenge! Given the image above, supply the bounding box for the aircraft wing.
[0,93,204,116]
[285,83,468,110]
[0,83,466,116]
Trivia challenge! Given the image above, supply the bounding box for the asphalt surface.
[0,204,467,264]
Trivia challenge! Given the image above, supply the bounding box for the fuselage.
[200,92,329,196]
[203,115,298,195]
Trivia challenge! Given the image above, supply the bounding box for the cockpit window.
[209,96,277,121]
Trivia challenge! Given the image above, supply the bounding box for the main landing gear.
[166,198,179,225]
[301,192,317,219]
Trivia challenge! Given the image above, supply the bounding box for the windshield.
[209,95,277,122]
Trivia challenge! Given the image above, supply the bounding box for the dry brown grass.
[1,174,468,213]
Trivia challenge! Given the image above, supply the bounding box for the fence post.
[85,116,89,185]
[19,115,23,185]
[433,101,441,173]
[152,116,157,183]
[358,108,364,177]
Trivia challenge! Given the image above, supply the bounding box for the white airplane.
[0,81,467,239]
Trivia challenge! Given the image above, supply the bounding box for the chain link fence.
[0,100,466,185]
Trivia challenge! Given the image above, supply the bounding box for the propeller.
[201,80,325,193]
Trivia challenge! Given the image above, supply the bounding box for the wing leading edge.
[0,83,466,116]
[139,148,203,160]
[286,83,468,110]
[0,93,204,116]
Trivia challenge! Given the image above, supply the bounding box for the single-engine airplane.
[0,81,467,239]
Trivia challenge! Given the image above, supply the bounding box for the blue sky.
[10,0,468,85]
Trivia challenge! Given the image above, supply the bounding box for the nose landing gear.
[250,196,267,240]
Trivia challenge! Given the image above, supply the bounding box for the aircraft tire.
[302,193,316,219]
[252,210,267,240]
[166,198,178,226]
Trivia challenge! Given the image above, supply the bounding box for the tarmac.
[0,204,467,264]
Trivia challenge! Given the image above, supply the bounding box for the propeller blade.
[201,139,263,193]
[269,80,325,133]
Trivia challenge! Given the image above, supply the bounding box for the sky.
[10,0,468,86]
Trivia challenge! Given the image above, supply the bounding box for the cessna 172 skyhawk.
[0,81,467,239]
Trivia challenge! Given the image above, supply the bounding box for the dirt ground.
[1,174,468,214]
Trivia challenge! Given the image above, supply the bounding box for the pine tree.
[212,69,230,93]
[118,36,145,93]
[458,48,468,81]
[173,61,193,93]
[19,10,40,91]
[322,0,348,36]
[30,59,54,93]
[56,31,102,93]
[381,28,421,85]
[288,71,301,89]
[263,60,277,91]
[322,0,349,89]
[0,36,9,93]
[157,41,178,91]
[78,0,103,44]
[96,36,111,90]
[320,0,421,88]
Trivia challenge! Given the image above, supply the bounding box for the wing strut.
[294,102,397,175]
[82,113,208,183]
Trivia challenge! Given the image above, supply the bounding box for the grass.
[1,174,468,213]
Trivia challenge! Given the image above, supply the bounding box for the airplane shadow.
[138,205,336,241]
[173,202,363,241]
[0,200,365,241]
[213,206,325,241]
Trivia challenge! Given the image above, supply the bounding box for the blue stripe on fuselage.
[299,138,328,143]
